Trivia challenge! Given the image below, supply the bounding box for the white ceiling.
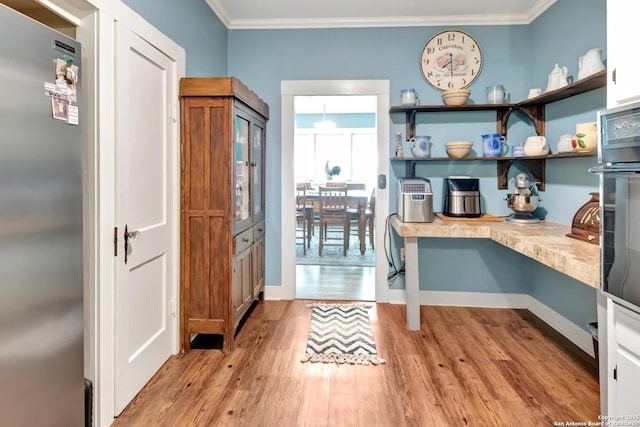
[207,0,557,29]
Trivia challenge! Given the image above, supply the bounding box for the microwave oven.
[591,102,640,313]
[598,100,640,164]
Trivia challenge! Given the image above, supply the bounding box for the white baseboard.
[388,289,407,304]
[264,284,292,300]
[527,296,595,357]
[420,291,530,309]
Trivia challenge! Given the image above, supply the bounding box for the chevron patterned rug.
[301,303,385,365]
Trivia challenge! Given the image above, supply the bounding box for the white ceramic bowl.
[442,90,470,105]
[445,141,473,147]
[446,144,472,158]
[443,89,471,95]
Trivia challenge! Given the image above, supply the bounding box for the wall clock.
[419,30,483,91]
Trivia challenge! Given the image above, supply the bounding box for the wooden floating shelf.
[389,70,606,190]
[392,151,596,191]
[389,70,607,139]
[392,152,596,162]
[516,70,607,107]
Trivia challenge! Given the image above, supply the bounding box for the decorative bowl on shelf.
[445,141,473,158]
[442,89,471,106]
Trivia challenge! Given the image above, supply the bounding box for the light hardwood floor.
[112,300,599,427]
[296,265,375,301]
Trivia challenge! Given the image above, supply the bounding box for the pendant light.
[314,104,336,130]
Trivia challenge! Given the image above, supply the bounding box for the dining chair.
[296,182,316,237]
[318,185,349,256]
[366,189,375,249]
[346,188,375,250]
[297,181,315,191]
[296,185,313,255]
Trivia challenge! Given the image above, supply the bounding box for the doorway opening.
[294,95,377,301]
[280,80,390,304]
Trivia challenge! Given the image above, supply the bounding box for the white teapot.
[545,64,569,92]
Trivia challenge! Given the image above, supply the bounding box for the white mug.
[527,88,542,99]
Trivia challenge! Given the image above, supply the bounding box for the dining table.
[304,189,369,255]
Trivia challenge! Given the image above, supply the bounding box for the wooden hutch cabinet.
[179,77,268,352]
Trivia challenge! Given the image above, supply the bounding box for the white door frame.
[278,80,390,303]
[36,1,184,426]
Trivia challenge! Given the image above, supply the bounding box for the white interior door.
[114,25,177,414]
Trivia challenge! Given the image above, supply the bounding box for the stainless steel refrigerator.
[0,5,84,426]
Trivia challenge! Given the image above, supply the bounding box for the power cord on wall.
[384,213,405,285]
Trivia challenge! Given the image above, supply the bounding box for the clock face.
[420,30,483,91]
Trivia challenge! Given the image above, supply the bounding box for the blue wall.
[227,0,605,294]
[122,0,228,76]
[122,0,604,332]
[418,239,530,294]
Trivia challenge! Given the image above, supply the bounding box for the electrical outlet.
[400,248,405,261]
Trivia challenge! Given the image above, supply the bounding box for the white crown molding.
[527,0,558,23]
[226,14,532,30]
[204,0,558,30]
[204,0,231,28]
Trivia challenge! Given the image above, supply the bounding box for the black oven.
[590,101,640,313]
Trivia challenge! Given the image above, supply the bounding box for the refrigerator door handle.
[589,165,640,174]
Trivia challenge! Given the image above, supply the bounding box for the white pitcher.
[577,48,605,80]
[545,64,569,92]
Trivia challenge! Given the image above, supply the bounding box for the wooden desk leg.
[405,237,420,330]
[359,202,366,255]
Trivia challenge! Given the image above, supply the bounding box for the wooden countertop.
[390,215,600,289]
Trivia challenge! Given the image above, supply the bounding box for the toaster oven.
[442,177,482,218]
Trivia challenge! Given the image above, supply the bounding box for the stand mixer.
[505,172,541,223]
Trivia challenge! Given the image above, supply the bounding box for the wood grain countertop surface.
[390,215,600,289]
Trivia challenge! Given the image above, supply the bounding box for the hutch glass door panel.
[252,120,265,222]
[234,112,251,231]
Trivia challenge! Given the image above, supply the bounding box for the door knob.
[124,224,140,264]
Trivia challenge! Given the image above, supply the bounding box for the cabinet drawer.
[253,221,265,241]
[234,228,253,255]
